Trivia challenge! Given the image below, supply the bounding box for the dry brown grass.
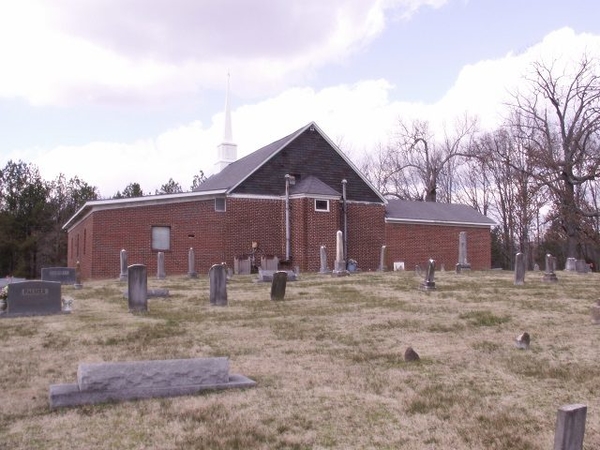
[1,269,599,449]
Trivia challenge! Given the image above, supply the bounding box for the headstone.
[553,404,587,450]
[319,245,329,274]
[543,254,558,282]
[515,332,530,350]
[457,231,471,269]
[157,252,166,279]
[49,357,257,409]
[514,252,525,285]
[270,271,288,301]
[74,261,83,289]
[188,248,198,278]
[332,230,348,276]
[234,256,251,275]
[41,267,77,285]
[5,280,63,316]
[533,263,540,272]
[119,249,128,281]
[591,300,600,325]
[565,257,577,271]
[127,264,148,313]
[575,260,590,274]
[209,264,228,306]
[378,245,387,272]
[261,256,279,271]
[420,259,436,290]
[455,263,462,274]
[404,347,420,362]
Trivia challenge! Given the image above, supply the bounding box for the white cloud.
[0,0,447,106]
[4,26,600,199]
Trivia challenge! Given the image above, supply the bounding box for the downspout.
[342,179,348,264]
[285,174,291,261]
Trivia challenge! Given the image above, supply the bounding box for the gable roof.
[385,199,496,227]
[196,121,386,203]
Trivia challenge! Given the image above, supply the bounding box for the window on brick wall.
[215,198,226,212]
[314,199,330,212]
[152,226,171,251]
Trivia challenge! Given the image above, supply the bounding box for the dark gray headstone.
[128,264,148,312]
[271,271,288,301]
[209,264,228,306]
[7,280,62,316]
[41,267,77,285]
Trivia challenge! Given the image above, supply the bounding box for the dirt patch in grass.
[0,270,599,449]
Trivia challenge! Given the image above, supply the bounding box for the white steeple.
[215,73,237,172]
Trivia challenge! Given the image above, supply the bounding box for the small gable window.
[152,226,171,251]
[315,199,329,212]
[215,198,226,212]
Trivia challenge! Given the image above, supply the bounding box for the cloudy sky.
[1,0,599,197]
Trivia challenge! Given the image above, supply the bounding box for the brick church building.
[63,90,494,280]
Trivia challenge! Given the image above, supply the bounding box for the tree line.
[0,165,207,278]
[361,54,600,270]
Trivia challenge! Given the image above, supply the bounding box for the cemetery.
[0,267,598,449]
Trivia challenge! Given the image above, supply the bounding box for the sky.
[1,0,600,198]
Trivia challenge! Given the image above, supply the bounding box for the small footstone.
[515,332,530,350]
[404,347,420,362]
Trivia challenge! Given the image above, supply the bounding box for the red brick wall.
[67,198,488,279]
[384,223,491,271]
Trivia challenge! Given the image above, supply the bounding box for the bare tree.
[507,55,600,259]
[366,116,477,202]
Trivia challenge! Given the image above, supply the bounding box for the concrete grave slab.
[49,357,256,409]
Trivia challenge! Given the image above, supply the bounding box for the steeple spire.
[215,73,237,172]
[223,72,233,143]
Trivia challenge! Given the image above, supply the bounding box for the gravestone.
[5,280,63,316]
[533,263,540,272]
[188,247,198,278]
[565,257,577,271]
[543,253,558,282]
[261,256,279,271]
[41,267,77,285]
[49,357,257,409]
[420,259,436,290]
[234,256,251,275]
[393,261,405,271]
[514,252,525,285]
[209,264,228,306]
[591,300,600,325]
[128,264,148,313]
[576,260,590,274]
[270,271,288,301]
[319,245,329,274]
[455,263,461,274]
[332,230,348,276]
[157,252,166,279]
[457,231,471,270]
[74,261,83,289]
[119,249,128,281]
[378,245,387,272]
[404,347,420,362]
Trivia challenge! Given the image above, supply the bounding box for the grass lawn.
[0,269,599,449]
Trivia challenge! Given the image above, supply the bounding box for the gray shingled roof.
[290,176,340,196]
[386,199,495,226]
[195,125,306,193]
